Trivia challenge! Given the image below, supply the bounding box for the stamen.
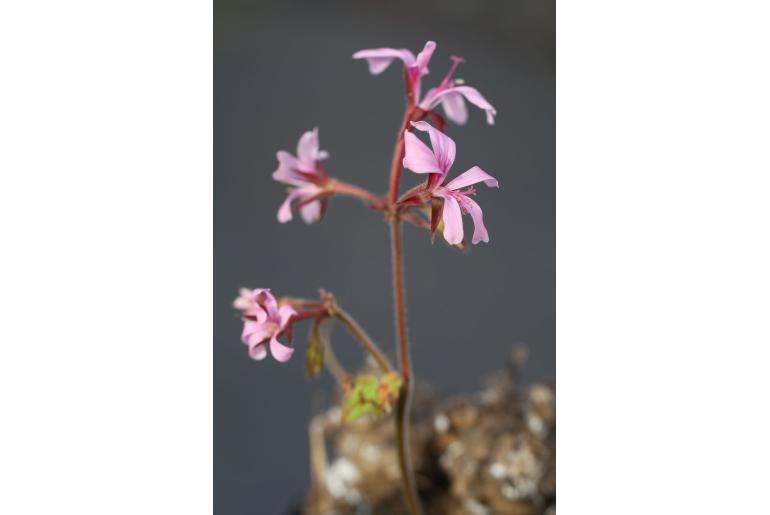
[439,55,466,89]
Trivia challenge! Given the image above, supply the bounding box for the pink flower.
[402,121,499,245]
[418,56,497,126]
[353,41,436,100]
[272,128,330,224]
[233,288,296,362]
[353,42,496,125]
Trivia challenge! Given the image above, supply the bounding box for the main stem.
[390,218,421,515]
[388,89,423,515]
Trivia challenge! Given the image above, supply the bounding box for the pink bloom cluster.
[354,41,499,244]
[273,128,330,224]
[233,288,296,362]
[249,40,501,364]
[353,41,497,125]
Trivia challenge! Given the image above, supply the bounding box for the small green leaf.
[305,317,331,379]
[342,373,403,423]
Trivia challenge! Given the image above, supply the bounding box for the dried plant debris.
[303,349,555,515]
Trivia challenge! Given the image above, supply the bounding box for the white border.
[2,0,770,513]
[0,1,212,513]
[558,0,770,512]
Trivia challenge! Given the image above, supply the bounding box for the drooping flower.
[353,41,436,100]
[273,128,330,224]
[402,121,499,245]
[418,56,497,126]
[353,42,496,125]
[233,288,296,362]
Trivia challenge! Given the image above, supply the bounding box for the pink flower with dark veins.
[233,288,296,362]
[402,121,499,245]
[353,42,496,125]
[272,128,330,224]
[353,41,436,100]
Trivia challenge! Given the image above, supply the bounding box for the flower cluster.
[240,41,500,361]
[233,41,505,515]
[233,288,296,362]
[270,40,499,247]
[353,42,497,125]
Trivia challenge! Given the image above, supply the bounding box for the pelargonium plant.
[234,41,499,515]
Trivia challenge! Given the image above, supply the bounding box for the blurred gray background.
[215,0,553,513]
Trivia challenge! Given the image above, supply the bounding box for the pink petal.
[444,166,499,191]
[252,288,280,322]
[440,92,469,125]
[296,127,328,165]
[278,304,297,329]
[277,185,321,224]
[463,196,490,244]
[352,48,416,74]
[249,341,268,361]
[272,151,305,185]
[426,85,497,125]
[299,200,322,224]
[277,189,303,223]
[250,289,271,323]
[440,194,464,245]
[241,320,269,346]
[402,130,441,175]
[414,41,436,76]
[233,288,252,311]
[410,121,455,174]
[453,86,497,125]
[269,335,294,362]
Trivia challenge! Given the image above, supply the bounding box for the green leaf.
[342,373,403,423]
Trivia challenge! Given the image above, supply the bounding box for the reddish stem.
[290,306,329,323]
[387,108,415,206]
[390,220,410,383]
[391,220,422,515]
[328,179,386,210]
[386,76,424,515]
[401,211,430,230]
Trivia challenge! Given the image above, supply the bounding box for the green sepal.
[305,317,331,379]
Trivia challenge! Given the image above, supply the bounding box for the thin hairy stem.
[385,90,423,512]
[388,109,414,205]
[328,179,386,210]
[395,384,420,515]
[335,308,393,374]
[390,218,422,515]
[390,220,411,382]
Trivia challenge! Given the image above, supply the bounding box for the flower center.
[264,320,280,336]
[435,186,476,214]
